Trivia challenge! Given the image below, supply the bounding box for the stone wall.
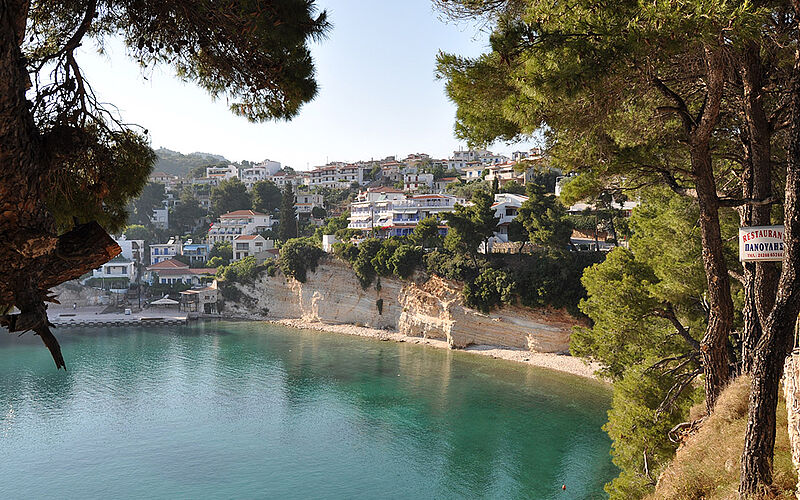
[222,258,577,353]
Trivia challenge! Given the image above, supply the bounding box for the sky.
[77,0,538,170]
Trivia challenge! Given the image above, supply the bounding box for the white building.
[295,192,324,215]
[322,234,338,253]
[206,165,239,180]
[255,159,282,175]
[146,258,217,286]
[207,210,273,245]
[114,235,145,265]
[462,165,485,181]
[240,165,271,190]
[232,234,276,263]
[491,193,529,243]
[403,173,434,192]
[270,171,305,187]
[308,163,367,188]
[150,237,182,265]
[150,208,169,230]
[432,177,459,193]
[348,193,464,238]
[87,256,137,287]
[484,162,529,185]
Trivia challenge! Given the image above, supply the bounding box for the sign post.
[739,225,786,262]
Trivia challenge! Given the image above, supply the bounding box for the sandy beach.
[270,318,604,381]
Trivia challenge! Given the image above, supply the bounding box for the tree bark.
[691,46,735,412]
[738,43,780,372]
[739,31,800,497]
[693,136,736,411]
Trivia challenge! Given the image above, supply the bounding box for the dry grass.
[648,376,797,500]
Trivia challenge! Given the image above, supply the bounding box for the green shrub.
[424,249,483,282]
[333,241,360,263]
[219,256,263,284]
[352,238,382,288]
[462,268,516,313]
[371,239,400,275]
[278,237,324,283]
[389,244,423,278]
[206,256,224,268]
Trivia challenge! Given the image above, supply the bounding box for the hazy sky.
[77,1,538,170]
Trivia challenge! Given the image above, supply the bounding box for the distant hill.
[153,148,230,177]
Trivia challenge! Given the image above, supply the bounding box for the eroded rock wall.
[222,258,577,353]
[784,353,800,499]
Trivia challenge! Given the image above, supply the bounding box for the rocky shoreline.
[269,318,604,381]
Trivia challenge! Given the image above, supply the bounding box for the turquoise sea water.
[0,322,616,499]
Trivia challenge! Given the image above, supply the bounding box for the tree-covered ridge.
[152,148,230,177]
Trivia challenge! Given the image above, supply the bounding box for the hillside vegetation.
[153,148,229,176]
[649,377,796,499]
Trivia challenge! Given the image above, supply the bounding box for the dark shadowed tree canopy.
[210,178,251,218]
[0,0,329,367]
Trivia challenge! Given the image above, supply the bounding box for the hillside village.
[76,146,636,314]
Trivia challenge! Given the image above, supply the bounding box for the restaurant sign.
[739,225,785,262]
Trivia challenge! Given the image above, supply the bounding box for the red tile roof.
[220,210,267,218]
[147,258,189,270]
[233,235,259,240]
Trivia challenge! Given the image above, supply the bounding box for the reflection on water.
[0,322,616,499]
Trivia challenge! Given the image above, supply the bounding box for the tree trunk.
[691,47,733,410]
[738,43,780,373]
[692,138,735,411]
[0,2,120,366]
[739,36,800,497]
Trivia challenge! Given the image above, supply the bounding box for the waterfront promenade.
[47,306,187,327]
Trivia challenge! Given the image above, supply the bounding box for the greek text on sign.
[739,225,785,262]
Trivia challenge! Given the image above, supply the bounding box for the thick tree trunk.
[739,39,800,498]
[692,138,736,411]
[0,1,119,366]
[739,43,780,373]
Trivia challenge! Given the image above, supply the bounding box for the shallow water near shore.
[0,321,616,499]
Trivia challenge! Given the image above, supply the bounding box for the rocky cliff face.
[784,354,800,499]
[222,259,578,353]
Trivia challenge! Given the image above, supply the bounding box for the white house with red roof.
[207,210,274,245]
[146,258,217,286]
[231,234,275,262]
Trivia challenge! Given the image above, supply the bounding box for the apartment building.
[150,237,182,265]
[308,163,366,188]
[207,210,273,245]
[348,193,464,238]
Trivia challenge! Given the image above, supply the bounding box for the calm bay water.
[0,322,616,499]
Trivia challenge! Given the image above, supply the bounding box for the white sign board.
[739,225,785,262]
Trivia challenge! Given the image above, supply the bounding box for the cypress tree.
[279,184,297,241]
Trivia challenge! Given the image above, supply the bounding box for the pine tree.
[279,184,297,241]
